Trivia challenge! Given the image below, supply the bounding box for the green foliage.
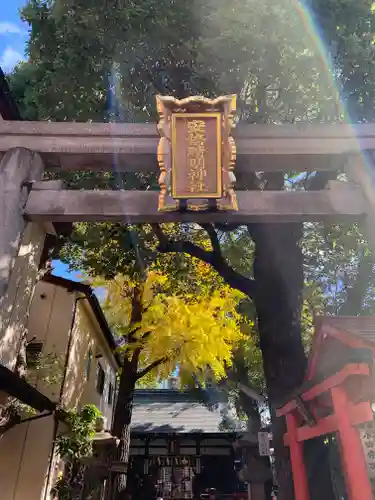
[51,405,102,500]
[11,401,37,418]
[58,222,221,291]
[27,351,65,388]
[12,0,375,123]
[55,404,101,460]
[52,407,101,500]
[303,221,374,315]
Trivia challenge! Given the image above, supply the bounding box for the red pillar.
[286,412,309,500]
[331,385,373,500]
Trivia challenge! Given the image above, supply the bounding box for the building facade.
[128,389,247,500]
[0,274,120,500]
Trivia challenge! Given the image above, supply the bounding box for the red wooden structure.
[277,316,375,500]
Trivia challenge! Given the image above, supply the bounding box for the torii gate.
[277,316,375,500]
[1,92,375,499]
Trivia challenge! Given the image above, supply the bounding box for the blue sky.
[52,260,82,281]
[0,1,28,72]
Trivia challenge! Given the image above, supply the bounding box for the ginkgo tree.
[96,269,245,496]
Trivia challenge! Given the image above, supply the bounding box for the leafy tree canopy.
[11,0,365,123]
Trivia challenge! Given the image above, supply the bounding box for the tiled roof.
[317,315,375,344]
[130,389,229,434]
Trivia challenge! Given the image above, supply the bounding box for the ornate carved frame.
[156,95,237,212]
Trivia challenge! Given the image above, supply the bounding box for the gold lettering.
[187,119,207,193]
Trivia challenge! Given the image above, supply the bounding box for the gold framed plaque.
[156,95,238,212]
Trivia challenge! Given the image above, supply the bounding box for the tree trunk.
[110,287,144,500]
[111,360,137,500]
[250,222,307,500]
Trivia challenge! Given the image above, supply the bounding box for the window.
[26,341,43,367]
[108,381,114,405]
[96,363,105,395]
[84,348,92,380]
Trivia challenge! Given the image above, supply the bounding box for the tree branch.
[339,253,374,316]
[130,347,142,370]
[214,223,240,233]
[141,331,151,341]
[136,357,167,379]
[152,223,215,264]
[199,223,222,256]
[151,224,257,298]
[305,171,338,191]
[237,382,267,404]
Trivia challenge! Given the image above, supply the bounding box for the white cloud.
[0,22,22,35]
[0,46,25,72]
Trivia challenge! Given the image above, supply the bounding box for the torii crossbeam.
[0,120,373,224]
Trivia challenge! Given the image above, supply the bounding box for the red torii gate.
[277,316,375,500]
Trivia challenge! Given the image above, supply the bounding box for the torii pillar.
[0,147,45,372]
[277,364,374,500]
